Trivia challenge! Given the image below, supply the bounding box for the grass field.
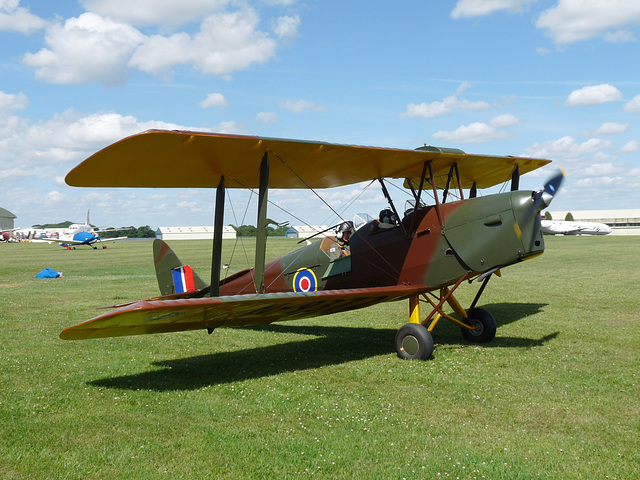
[1,236,639,479]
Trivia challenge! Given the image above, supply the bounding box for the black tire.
[395,323,434,360]
[461,308,496,343]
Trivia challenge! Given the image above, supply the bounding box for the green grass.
[1,236,639,479]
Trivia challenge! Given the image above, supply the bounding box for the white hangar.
[156,226,237,241]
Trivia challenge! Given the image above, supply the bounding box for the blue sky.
[2,0,640,229]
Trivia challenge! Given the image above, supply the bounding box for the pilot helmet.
[379,208,397,225]
[336,221,354,242]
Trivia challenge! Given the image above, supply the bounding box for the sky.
[2,0,640,229]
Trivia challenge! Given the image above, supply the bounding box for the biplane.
[60,130,563,360]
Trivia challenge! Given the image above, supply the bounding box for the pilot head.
[379,208,397,225]
[336,221,354,244]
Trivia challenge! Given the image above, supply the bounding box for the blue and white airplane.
[54,210,127,249]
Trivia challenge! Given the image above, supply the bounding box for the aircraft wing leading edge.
[60,285,429,340]
[65,130,551,190]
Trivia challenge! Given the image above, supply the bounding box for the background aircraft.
[541,219,611,235]
[50,210,127,249]
[60,130,561,360]
[1,228,51,243]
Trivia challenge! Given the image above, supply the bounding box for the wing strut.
[442,164,455,203]
[442,163,464,203]
[254,152,269,293]
[454,163,464,200]
[210,176,225,297]
[469,182,477,198]
[414,161,428,207]
[511,165,520,191]
[378,178,407,237]
[409,161,429,234]
[427,161,443,230]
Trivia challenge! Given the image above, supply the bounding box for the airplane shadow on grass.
[90,302,558,391]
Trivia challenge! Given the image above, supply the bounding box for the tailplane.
[153,239,208,295]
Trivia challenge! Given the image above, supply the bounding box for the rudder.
[153,239,207,295]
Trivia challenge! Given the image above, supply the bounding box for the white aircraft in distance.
[37,210,128,249]
[3,228,50,242]
[541,219,612,235]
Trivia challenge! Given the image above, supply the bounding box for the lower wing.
[60,285,429,340]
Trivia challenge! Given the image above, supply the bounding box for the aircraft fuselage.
[219,190,545,296]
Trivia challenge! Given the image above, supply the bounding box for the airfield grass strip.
[1,236,639,479]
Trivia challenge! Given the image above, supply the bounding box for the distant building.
[0,207,17,231]
[547,209,640,236]
[285,225,331,239]
[156,226,237,241]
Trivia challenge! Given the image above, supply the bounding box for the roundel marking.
[293,268,318,293]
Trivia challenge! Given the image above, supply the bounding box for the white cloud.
[623,94,640,112]
[583,122,628,136]
[536,0,640,45]
[401,88,490,119]
[565,84,622,107]
[604,30,637,42]
[129,9,277,78]
[23,6,291,85]
[147,193,168,200]
[0,91,28,114]
[432,122,510,144]
[212,121,244,133]
[80,0,229,28]
[274,14,300,39]
[490,113,520,128]
[22,13,144,86]
[199,93,227,109]
[581,162,625,177]
[574,176,623,187]
[620,140,640,153]
[177,200,199,210]
[451,0,540,19]
[525,136,615,160]
[46,190,67,204]
[263,0,298,5]
[0,0,46,34]
[0,108,185,183]
[83,191,114,206]
[256,112,278,124]
[280,99,326,113]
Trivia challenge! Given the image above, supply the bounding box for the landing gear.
[395,323,434,360]
[396,271,499,360]
[461,308,496,343]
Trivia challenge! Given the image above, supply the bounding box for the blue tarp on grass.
[35,268,62,279]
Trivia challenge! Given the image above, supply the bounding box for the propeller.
[532,168,565,213]
[513,169,565,242]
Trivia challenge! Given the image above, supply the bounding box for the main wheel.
[461,308,496,343]
[395,323,434,360]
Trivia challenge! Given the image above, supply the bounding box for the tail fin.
[153,239,208,295]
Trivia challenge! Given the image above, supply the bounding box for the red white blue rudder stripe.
[172,265,196,293]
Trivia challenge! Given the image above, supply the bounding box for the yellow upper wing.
[66,130,551,190]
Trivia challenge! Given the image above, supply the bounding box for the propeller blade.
[533,169,565,212]
[514,169,566,242]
